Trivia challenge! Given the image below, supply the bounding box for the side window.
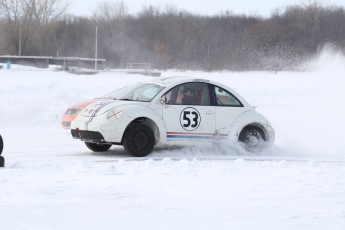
[163,82,211,106]
[163,86,180,104]
[214,86,242,106]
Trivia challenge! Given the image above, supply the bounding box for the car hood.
[67,98,105,110]
[79,99,146,117]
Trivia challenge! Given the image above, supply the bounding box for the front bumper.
[71,129,107,144]
[70,112,129,144]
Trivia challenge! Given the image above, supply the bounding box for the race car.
[61,99,102,129]
[61,91,121,129]
[70,77,275,157]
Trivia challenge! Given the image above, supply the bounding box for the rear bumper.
[267,125,275,145]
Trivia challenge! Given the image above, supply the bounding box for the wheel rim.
[245,130,262,151]
[133,131,148,149]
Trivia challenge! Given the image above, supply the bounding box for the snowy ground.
[1,49,345,230]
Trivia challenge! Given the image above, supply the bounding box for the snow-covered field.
[1,49,345,230]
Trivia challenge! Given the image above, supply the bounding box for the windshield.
[102,83,165,102]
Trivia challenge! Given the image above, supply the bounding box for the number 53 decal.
[180,107,201,131]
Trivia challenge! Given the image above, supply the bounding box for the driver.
[181,87,197,105]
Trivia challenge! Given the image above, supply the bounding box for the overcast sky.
[69,0,345,17]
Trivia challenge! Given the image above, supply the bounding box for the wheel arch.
[121,117,165,145]
[228,110,273,144]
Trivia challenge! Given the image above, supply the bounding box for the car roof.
[149,76,252,108]
[151,76,210,86]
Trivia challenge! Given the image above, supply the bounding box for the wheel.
[85,142,112,152]
[239,126,266,152]
[0,135,3,155]
[123,124,155,157]
[0,156,4,167]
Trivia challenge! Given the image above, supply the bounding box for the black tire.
[239,126,266,152]
[0,135,3,155]
[0,156,4,167]
[85,142,112,152]
[123,124,155,157]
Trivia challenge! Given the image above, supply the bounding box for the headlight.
[106,109,124,120]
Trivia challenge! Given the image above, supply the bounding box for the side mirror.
[160,96,167,104]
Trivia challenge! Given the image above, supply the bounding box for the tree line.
[1,0,345,71]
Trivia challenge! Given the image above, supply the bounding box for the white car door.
[162,82,216,144]
[213,85,247,137]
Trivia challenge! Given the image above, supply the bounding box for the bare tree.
[93,0,127,22]
[92,0,129,66]
[0,0,69,55]
[0,0,23,21]
[1,1,345,70]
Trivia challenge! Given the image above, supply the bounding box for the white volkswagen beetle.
[70,77,275,157]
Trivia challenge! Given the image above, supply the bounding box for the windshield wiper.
[118,98,134,101]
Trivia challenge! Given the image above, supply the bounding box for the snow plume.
[275,44,345,159]
[305,43,345,73]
